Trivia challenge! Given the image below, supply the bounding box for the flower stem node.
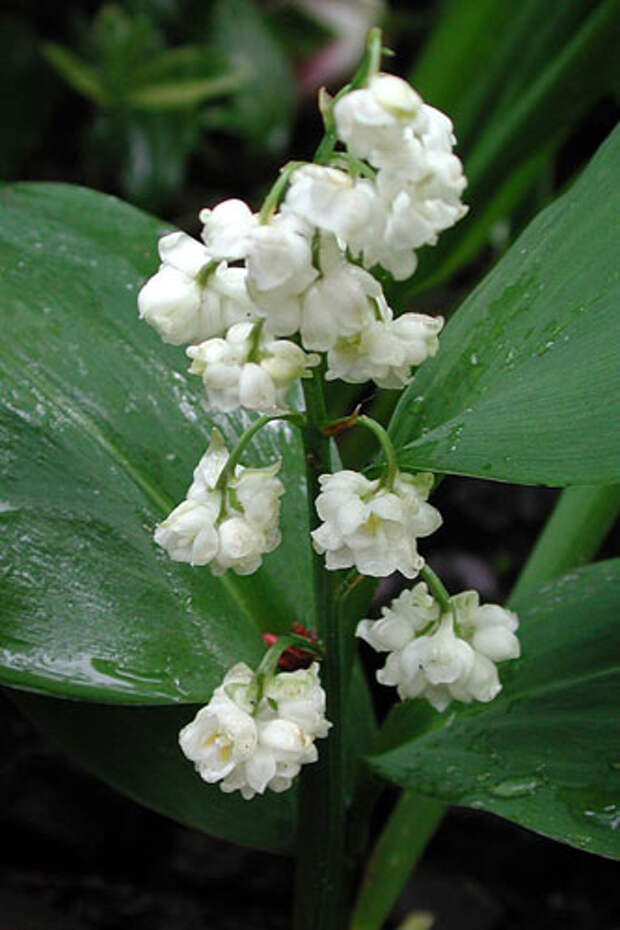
[179,661,330,799]
[137,231,255,346]
[311,468,442,578]
[154,428,284,576]
[356,583,521,711]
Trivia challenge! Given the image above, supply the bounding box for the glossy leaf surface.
[389,127,620,486]
[369,561,620,859]
[0,182,313,704]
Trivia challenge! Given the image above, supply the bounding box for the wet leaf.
[0,182,313,705]
[389,126,620,486]
[369,561,620,859]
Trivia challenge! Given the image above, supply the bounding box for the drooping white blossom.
[325,305,443,388]
[311,469,442,578]
[283,164,380,246]
[200,199,259,260]
[201,203,319,337]
[186,321,319,413]
[330,72,468,280]
[357,583,521,711]
[154,429,284,576]
[298,235,383,351]
[179,661,330,799]
[333,72,424,162]
[138,231,256,345]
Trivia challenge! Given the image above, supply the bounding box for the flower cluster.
[179,661,330,799]
[154,429,283,576]
[311,468,441,578]
[138,231,255,346]
[356,583,521,711]
[331,73,468,278]
[138,35,518,802]
[139,67,465,398]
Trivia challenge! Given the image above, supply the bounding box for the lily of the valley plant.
[137,29,522,927]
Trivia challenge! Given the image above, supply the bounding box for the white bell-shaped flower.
[299,235,383,351]
[356,583,440,653]
[200,198,259,260]
[179,689,258,783]
[237,213,318,337]
[138,231,256,345]
[311,469,442,578]
[246,213,317,295]
[264,664,331,738]
[284,164,380,246]
[180,661,330,799]
[187,321,319,413]
[154,497,221,566]
[333,72,424,162]
[154,429,284,577]
[357,583,521,711]
[325,304,443,388]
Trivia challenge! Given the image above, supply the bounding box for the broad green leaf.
[389,126,620,486]
[0,182,313,704]
[210,0,295,153]
[10,689,296,854]
[369,561,620,859]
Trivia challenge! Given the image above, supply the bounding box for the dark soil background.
[2,0,619,927]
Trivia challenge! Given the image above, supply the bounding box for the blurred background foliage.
[2,0,618,468]
[2,0,617,290]
[3,0,617,477]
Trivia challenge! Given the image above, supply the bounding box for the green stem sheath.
[294,370,349,930]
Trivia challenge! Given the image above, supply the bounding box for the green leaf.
[10,689,296,854]
[7,654,374,855]
[127,69,247,110]
[210,0,295,153]
[510,485,620,605]
[369,560,620,859]
[42,41,107,104]
[0,182,313,704]
[350,790,444,930]
[389,126,620,486]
